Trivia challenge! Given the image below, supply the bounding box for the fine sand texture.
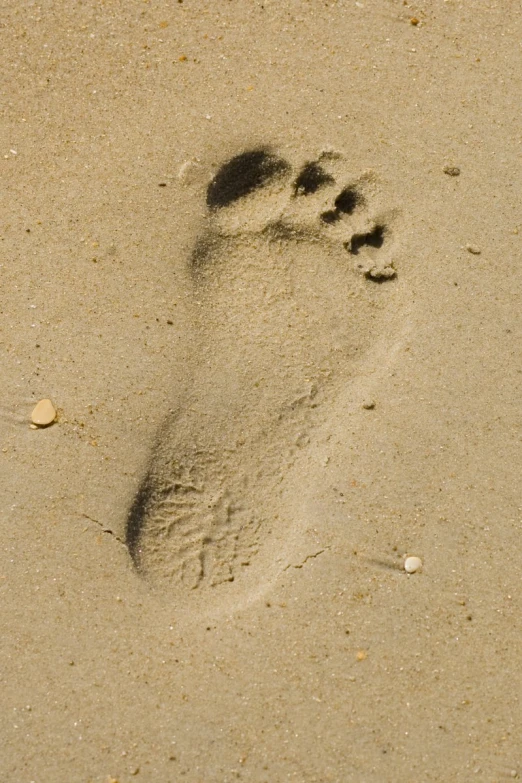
[2,2,521,781]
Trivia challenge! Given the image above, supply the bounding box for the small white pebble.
[31,399,56,427]
[404,556,422,574]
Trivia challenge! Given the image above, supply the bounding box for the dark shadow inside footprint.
[206,149,290,209]
[293,162,335,196]
[190,232,220,274]
[321,186,364,223]
[126,467,178,567]
[126,474,154,565]
[349,224,386,254]
[335,187,363,214]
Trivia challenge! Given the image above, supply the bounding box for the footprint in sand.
[126,147,402,600]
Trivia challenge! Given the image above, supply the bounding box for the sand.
[2,1,521,781]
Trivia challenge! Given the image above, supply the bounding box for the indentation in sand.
[126,147,404,603]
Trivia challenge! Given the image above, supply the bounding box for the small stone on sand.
[404,556,422,574]
[466,244,481,254]
[31,399,56,427]
[443,165,461,176]
[362,400,376,409]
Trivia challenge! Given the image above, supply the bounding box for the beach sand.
[2,1,521,780]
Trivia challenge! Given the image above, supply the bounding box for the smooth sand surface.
[2,2,521,781]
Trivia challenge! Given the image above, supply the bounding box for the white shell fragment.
[31,399,56,427]
[404,556,422,574]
